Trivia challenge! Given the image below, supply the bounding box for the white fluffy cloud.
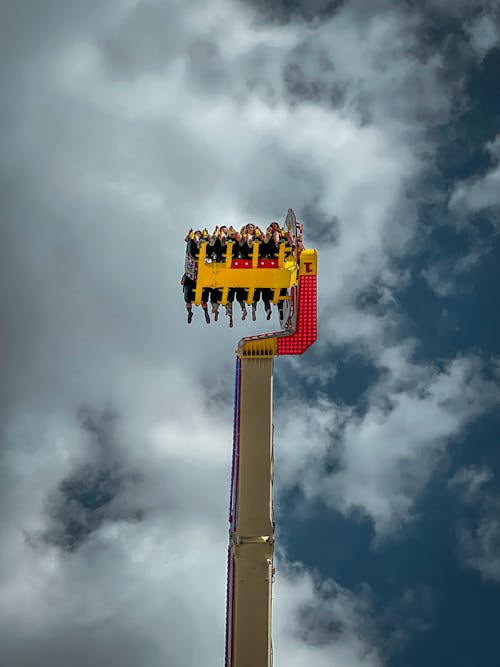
[450,466,500,583]
[274,561,383,667]
[449,134,500,220]
[466,12,500,60]
[276,353,500,535]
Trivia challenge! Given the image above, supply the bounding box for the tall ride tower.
[186,210,317,666]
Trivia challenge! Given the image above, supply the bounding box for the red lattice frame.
[277,273,317,355]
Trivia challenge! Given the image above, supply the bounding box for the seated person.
[209,288,222,322]
[261,222,283,258]
[252,288,272,321]
[225,287,248,325]
[181,274,210,324]
[185,229,203,259]
[238,223,256,259]
[208,226,229,262]
[181,273,195,324]
[182,229,210,323]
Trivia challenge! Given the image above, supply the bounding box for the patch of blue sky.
[399,230,500,362]
[435,48,500,182]
[279,431,500,665]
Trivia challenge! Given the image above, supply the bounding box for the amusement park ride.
[183,210,318,667]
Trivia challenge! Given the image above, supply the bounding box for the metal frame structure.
[183,209,317,665]
[223,215,318,666]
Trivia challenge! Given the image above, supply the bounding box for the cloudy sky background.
[1,1,500,665]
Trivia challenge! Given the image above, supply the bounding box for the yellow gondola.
[188,209,302,312]
[192,238,298,307]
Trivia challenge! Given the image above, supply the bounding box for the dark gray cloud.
[278,565,380,655]
[300,204,341,245]
[284,58,348,107]
[377,585,437,656]
[188,36,230,93]
[41,407,143,552]
[240,0,499,31]
[297,600,345,644]
[277,3,462,128]
[238,0,347,24]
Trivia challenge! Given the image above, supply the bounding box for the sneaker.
[205,310,210,324]
[229,316,233,328]
[187,311,193,324]
[252,309,256,322]
[214,310,219,322]
[242,310,247,321]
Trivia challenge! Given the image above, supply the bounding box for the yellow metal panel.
[238,338,278,358]
[299,248,317,275]
[196,265,297,289]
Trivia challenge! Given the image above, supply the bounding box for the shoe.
[252,309,256,322]
[205,310,210,324]
[242,310,247,321]
[214,310,219,322]
[229,316,233,328]
[187,311,193,324]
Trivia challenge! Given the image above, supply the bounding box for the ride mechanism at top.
[182,210,318,666]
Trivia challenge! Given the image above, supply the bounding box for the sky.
[1,0,499,665]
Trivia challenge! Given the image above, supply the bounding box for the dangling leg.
[237,289,248,320]
[183,277,194,324]
[201,288,211,323]
[252,302,257,321]
[265,301,272,320]
[225,301,233,328]
[226,288,236,328]
[239,295,248,320]
[211,289,221,323]
[202,302,210,324]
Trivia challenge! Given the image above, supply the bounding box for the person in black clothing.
[181,273,195,324]
[183,229,210,323]
[252,288,273,321]
[260,222,280,258]
[208,225,229,262]
[209,288,222,322]
[224,288,248,326]
[238,223,256,259]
